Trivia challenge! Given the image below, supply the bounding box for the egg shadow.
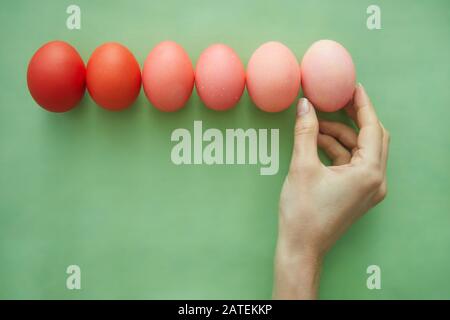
[39,92,93,142]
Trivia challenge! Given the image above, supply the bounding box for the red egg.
[27,41,86,113]
[87,42,141,111]
[142,41,194,112]
[247,41,300,113]
[195,44,245,111]
[301,40,356,112]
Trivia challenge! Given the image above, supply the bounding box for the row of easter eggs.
[27,40,355,113]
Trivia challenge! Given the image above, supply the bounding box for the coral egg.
[195,44,246,111]
[142,41,194,112]
[246,41,300,113]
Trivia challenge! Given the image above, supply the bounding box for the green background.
[1,0,449,299]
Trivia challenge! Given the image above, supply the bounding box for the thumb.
[292,98,320,166]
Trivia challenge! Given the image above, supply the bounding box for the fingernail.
[297,98,310,116]
[357,82,369,101]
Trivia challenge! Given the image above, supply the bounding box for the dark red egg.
[27,41,86,112]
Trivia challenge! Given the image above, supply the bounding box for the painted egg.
[246,41,300,112]
[300,40,356,112]
[195,44,245,111]
[142,41,194,112]
[87,42,141,111]
[27,41,86,113]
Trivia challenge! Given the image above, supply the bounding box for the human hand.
[273,84,390,299]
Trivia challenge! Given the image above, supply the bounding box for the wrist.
[275,235,324,271]
[273,234,323,300]
[276,224,325,261]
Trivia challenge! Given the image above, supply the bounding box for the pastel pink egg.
[300,40,356,112]
[246,41,300,112]
[195,44,245,111]
[142,41,194,112]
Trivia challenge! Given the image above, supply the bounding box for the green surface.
[1,0,449,299]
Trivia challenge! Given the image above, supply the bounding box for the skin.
[273,83,390,299]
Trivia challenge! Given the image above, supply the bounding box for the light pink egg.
[142,41,194,112]
[246,41,300,112]
[301,40,356,112]
[195,44,246,111]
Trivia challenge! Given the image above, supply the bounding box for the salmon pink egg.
[301,40,356,112]
[27,41,86,113]
[142,41,194,112]
[246,41,300,113]
[87,42,141,111]
[195,44,245,111]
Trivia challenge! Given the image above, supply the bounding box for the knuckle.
[373,183,388,204]
[363,159,380,172]
[360,163,383,189]
[318,135,333,149]
[379,183,388,199]
[374,123,384,138]
[369,171,383,189]
[295,121,317,136]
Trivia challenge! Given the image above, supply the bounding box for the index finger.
[352,83,383,161]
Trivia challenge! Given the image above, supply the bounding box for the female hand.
[273,84,390,299]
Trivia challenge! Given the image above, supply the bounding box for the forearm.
[272,237,323,300]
